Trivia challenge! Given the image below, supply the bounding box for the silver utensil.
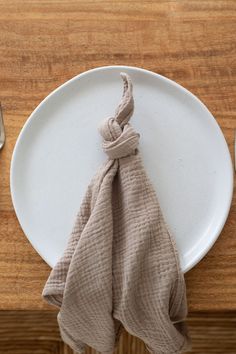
[0,103,5,150]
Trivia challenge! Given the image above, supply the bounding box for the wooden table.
[0,1,235,353]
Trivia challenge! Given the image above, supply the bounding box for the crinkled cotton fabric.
[42,73,190,354]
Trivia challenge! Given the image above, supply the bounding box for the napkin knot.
[99,72,140,159]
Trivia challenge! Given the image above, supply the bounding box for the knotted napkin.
[42,73,190,354]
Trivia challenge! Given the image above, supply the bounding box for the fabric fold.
[42,72,190,354]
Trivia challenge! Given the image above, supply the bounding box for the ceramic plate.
[10,66,233,272]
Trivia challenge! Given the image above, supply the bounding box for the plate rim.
[10,65,234,272]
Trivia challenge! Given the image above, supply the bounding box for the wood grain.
[0,311,236,354]
[0,0,235,314]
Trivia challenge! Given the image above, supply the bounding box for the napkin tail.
[42,159,116,308]
[43,158,119,353]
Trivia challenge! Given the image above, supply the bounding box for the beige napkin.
[42,73,190,354]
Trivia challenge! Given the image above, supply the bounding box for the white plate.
[10,66,233,272]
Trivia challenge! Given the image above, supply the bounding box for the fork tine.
[0,103,5,150]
